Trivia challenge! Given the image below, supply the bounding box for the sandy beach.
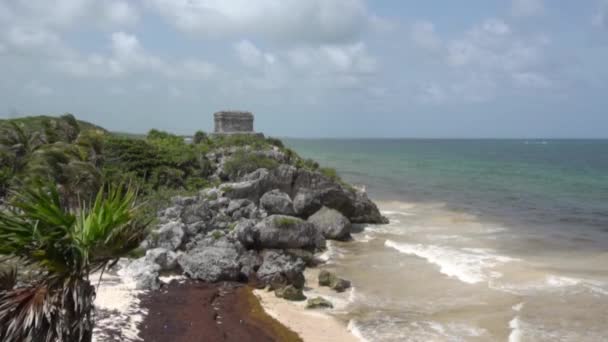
[254,268,360,342]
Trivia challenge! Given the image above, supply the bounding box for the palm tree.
[26,142,103,210]
[0,184,148,342]
[0,122,46,175]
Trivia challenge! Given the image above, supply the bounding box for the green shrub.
[319,167,339,181]
[223,150,279,180]
[210,134,270,149]
[296,158,319,171]
[211,230,224,240]
[265,137,284,149]
[193,130,209,145]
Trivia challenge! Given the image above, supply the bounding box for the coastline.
[94,270,304,342]
[254,268,361,342]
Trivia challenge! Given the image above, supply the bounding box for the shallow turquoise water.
[285,139,608,233]
[284,139,608,341]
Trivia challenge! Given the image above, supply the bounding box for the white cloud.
[411,20,442,51]
[104,1,139,27]
[410,17,554,104]
[5,26,64,51]
[447,19,542,72]
[25,80,53,96]
[144,0,371,44]
[234,40,277,68]
[593,0,608,28]
[288,42,376,74]
[1,1,139,30]
[54,32,217,80]
[511,0,544,17]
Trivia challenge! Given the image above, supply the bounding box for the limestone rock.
[274,285,306,301]
[306,297,333,309]
[308,206,352,241]
[151,221,185,251]
[318,270,351,293]
[238,250,263,279]
[236,215,325,250]
[292,189,323,218]
[260,189,295,215]
[257,250,306,289]
[178,245,241,282]
[145,248,178,271]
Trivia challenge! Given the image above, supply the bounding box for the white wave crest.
[508,316,523,342]
[347,320,371,342]
[384,240,517,284]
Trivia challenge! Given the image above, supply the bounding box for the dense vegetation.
[0,113,346,341]
[0,114,340,218]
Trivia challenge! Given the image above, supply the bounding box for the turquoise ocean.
[285,139,608,342]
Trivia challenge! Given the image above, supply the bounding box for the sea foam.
[384,240,516,284]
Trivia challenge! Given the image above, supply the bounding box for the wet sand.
[253,268,360,342]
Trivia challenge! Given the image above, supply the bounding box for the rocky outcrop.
[308,207,352,240]
[178,246,241,282]
[145,248,179,271]
[260,189,295,215]
[318,270,351,292]
[236,215,325,251]
[274,285,306,301]
[306,297,333,309]
[222,166,387,224]
[137,144,387,302]
[256,250,306,289]
[149,221,185,251]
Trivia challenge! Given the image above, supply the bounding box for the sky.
[0,0,607,138]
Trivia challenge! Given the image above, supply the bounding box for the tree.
[0,184,148,342]
[0,122,45,175]
[26,142,102,209]
[193,130,208,145]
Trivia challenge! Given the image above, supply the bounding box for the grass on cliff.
[223,150,279,180]
[1,113,352,221]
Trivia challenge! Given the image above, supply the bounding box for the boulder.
[226,199,254,216]
[285,249,317,267]
[308,206,352,240]
[158,206,182,223]
[238,250,263,279]
[264,165,297,195]
[171,195,196,207]
[318,270,351,293]
[222,169,269,202]
[274,285,306,301]
[181,202,213,225]
[178,244,241,282]
[292,189,322,218]
[306,297,333,309]
[234,219,258,247]
[121,258,161,290]
[236,215,325,250]
[257,250,306,289]
[145,248,178,271]
[260,189,295,215]
[222,165,297,203]
[151,221,185,251]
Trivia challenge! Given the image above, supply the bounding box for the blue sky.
[0,0,607,138]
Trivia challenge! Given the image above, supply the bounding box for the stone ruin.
[214,111,260,135]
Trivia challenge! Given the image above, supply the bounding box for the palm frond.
[0,267,17,291]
